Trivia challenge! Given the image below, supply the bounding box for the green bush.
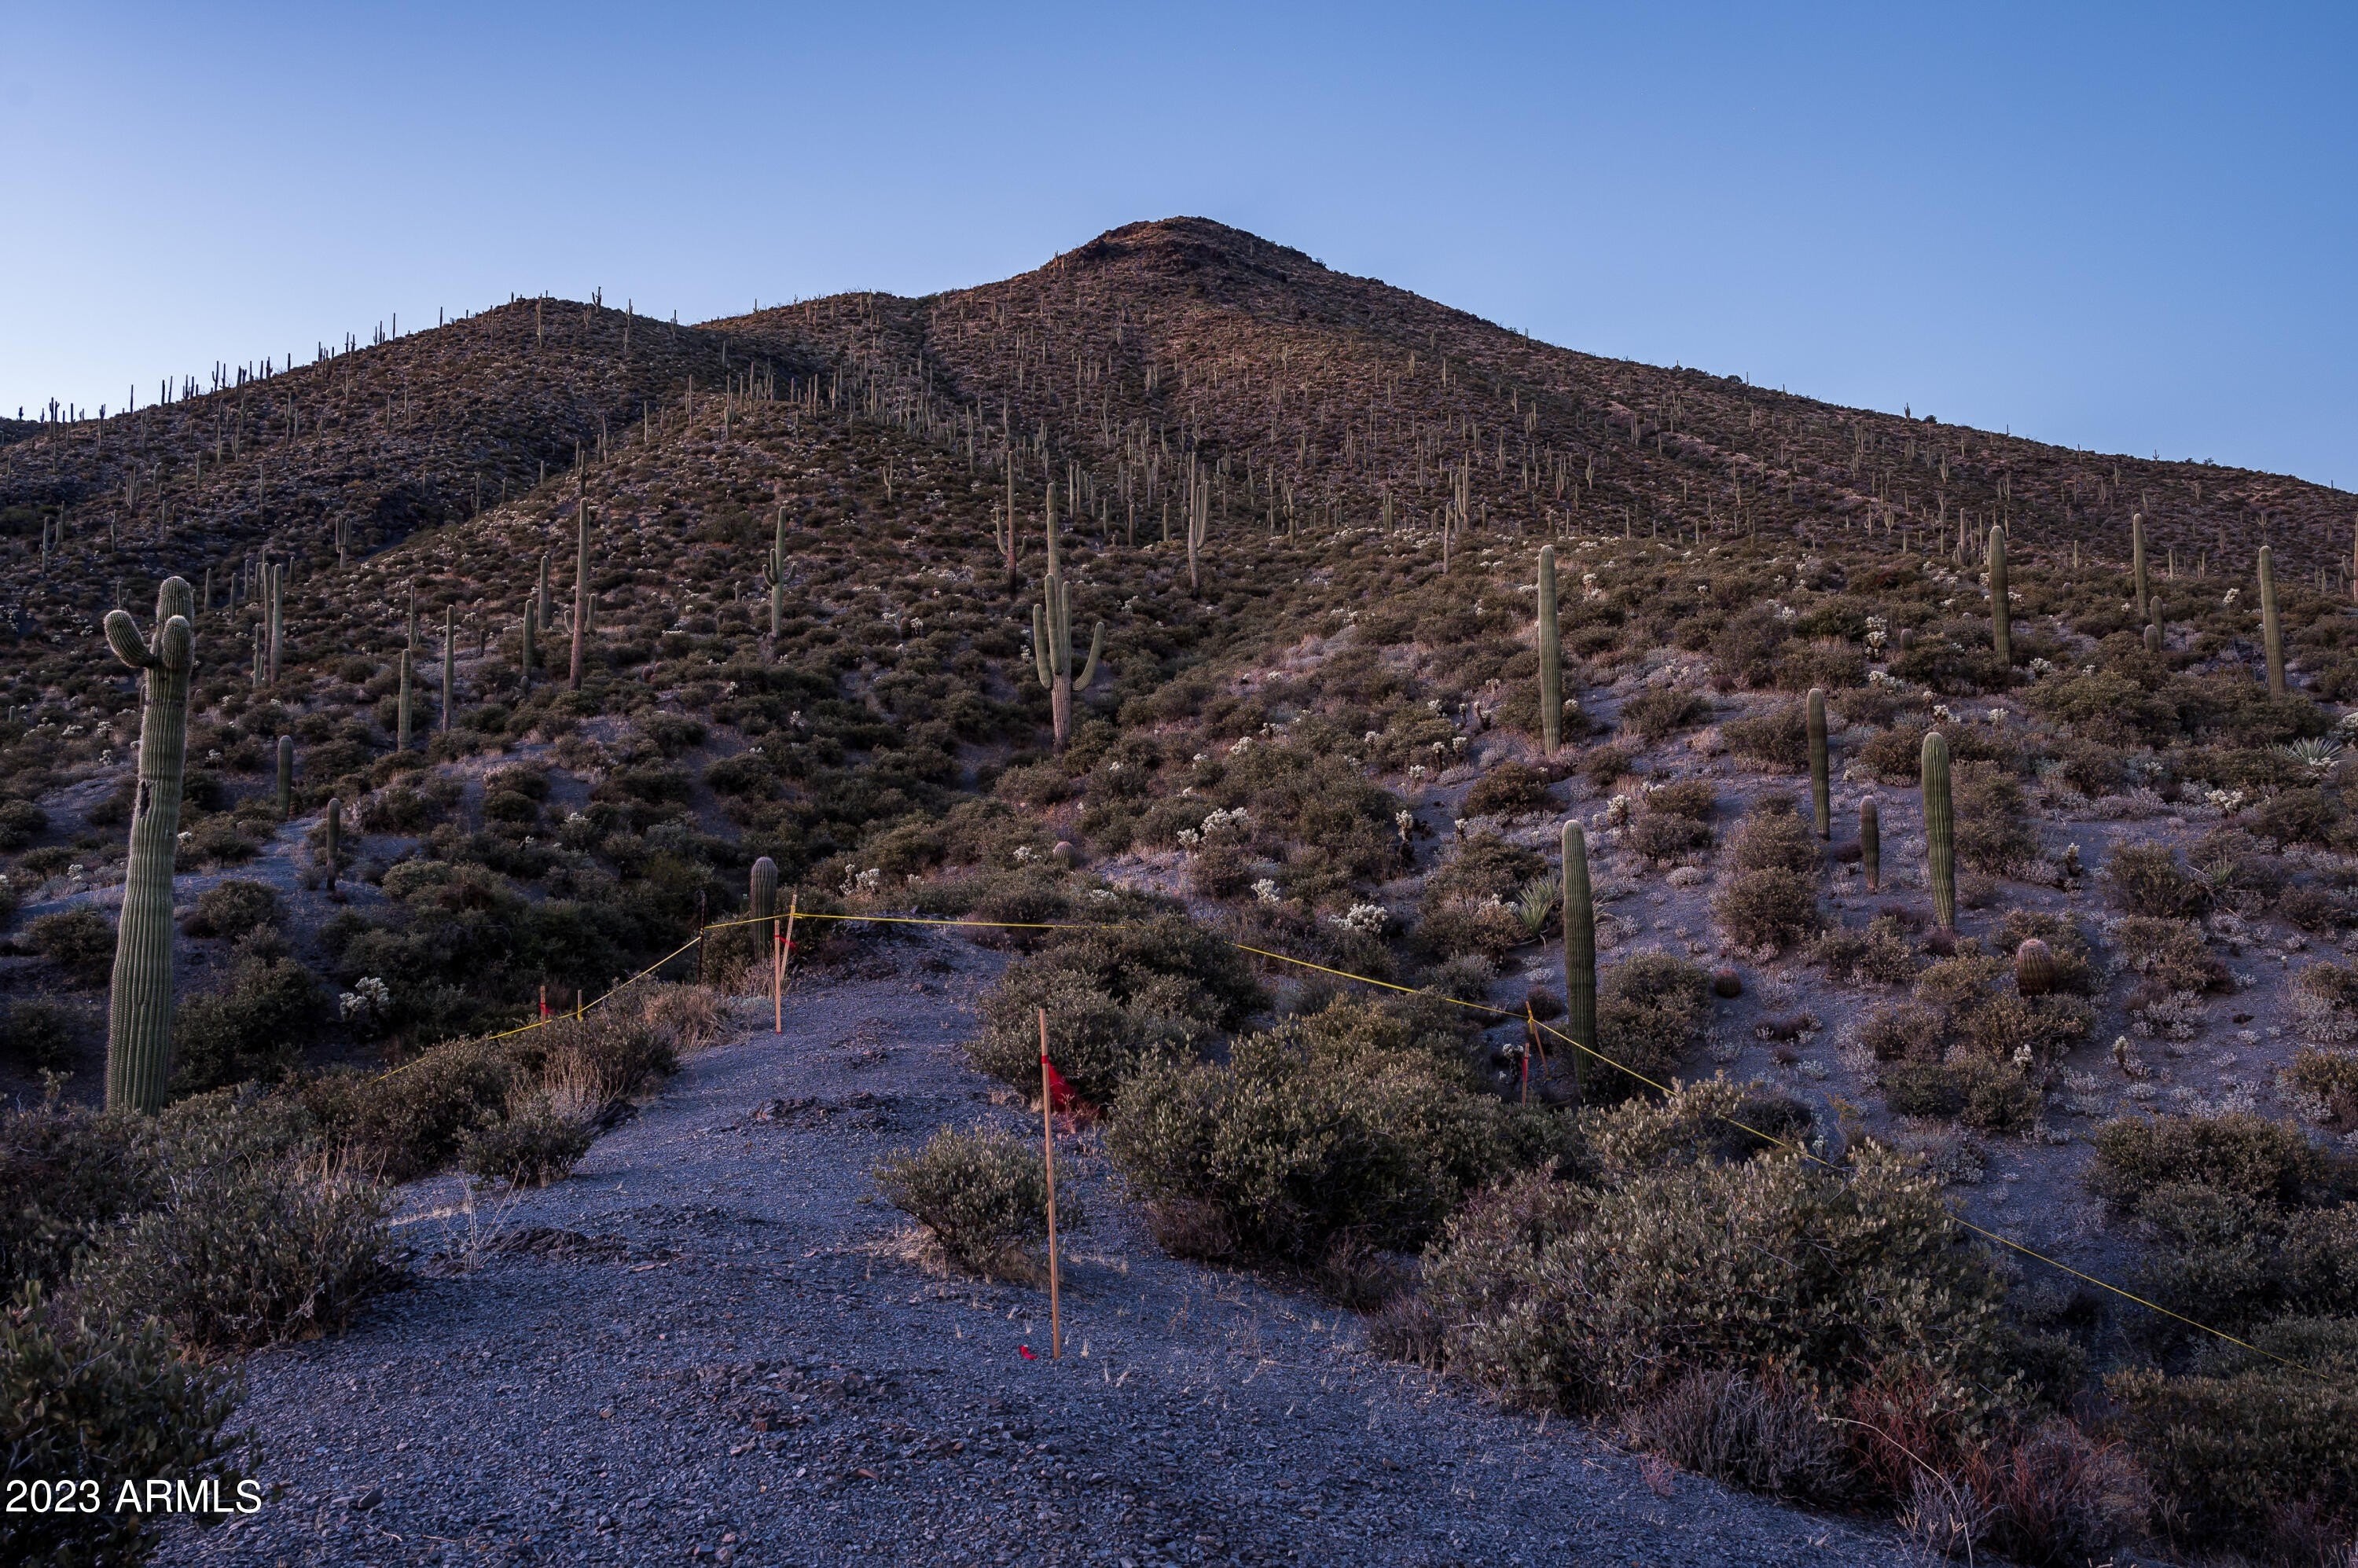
[2106,843,2212,919]
[2121,1184,2358,1338]
[25,907,115,981]
[2088,1113,2321,1212]
[1593,953,1713,1098]
[1952,762,2036,873]
[1726,805,1821,876]
[0,1095,158,1289]
[1882,1059,2040,1132]
[2,1283,249,1568]
[2110,915,2226,993]
[1714,868,1824,953]
[1461,760,1552,819]
[967,916,1264,1104]
[299,1045,512,1183]
[1622,686,1710,742]
[1624,1367,1849,1504]
[179,879,283,940]
[458,1113,594,1187]
[874,1126,1078,1279]
[1721,704,1809,770]
[1107,1001,1563,1261]
[1412,1081,2011,1414]
[70,1150,400,1354]
[2110,1318,2358,1556]
[0,798,45,851]
[0,998,76,1071]
[172,947,323,1092]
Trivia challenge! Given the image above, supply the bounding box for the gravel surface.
[160,933,1907,1568]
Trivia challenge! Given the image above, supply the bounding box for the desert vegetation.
[4,218,2355,1562]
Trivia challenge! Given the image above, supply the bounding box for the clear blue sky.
[4,3,2352,486]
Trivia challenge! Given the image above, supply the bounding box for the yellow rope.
[358,902,2330,1382]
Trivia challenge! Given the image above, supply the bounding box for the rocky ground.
[157,934,1912,1568]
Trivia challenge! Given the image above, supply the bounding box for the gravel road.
[160,932,1908,1567]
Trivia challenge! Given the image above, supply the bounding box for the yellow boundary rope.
[369,905,2334,1383]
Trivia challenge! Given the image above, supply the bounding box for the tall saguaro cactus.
[1860,797,1880,891]
[276,734,294,819]
[323,796,341,894]
[103,577,196,1112]
[266,560,285,683]
[1923,730,1955,932]
[520,600,536,691]
[1031,483,1102,753]
[1537,545,1563,755]
[440,604,455,733]
[1560,821,1594,1100]
[2131,513,2150,622]
[396,648,413,751]
[568,465,590,693]
[1988,525,2010,664]
[1806,687,1831,840]
[2259,543,2285,696]
[751,856,778,950]
[763,506,786,648]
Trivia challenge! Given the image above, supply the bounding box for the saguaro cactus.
[103,576,196,1113]
[276,734,294,819]
[1537,545,1563,755]
[1030,485,1102,753]
[440,604,455,732]
[1923,730,1955,932]
[1860,797,1880,891]
[266,560,285,683]
[324,796,341,893]
[2259,543,2285,696]
[1560,821,1594,1099]
[397,648,413,751]
[520,599,536,691]
[1988,525,2010,664]
[1806,687,1831,840]
[2131,513,2150,622]
[763,506,786,648]
[568,466,590,693]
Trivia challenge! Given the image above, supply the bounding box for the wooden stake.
[775,893,798,1036]
[1038,1007,1062,1361]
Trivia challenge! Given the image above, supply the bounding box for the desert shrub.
[1721,705,1809,770]
[1912,952,2092,1066]
[1107,1001,1559,1261]
[2289,1048,2358,1125]
[0,998,75,1072]
[1882,1059,2040,1132]
[1185,841,1252,900]
[0,1096,160,1289]
[1714,868,1823,953]
[1854,722,2005,784]
[874,1126,1078,1279]
[69,1149,399,1354]
[1993,911,2097,994]
[1624,1367,1850,1503]
[2122,1184,2358,1338]
[1726,805,1821,876]
[1461,760,1551,819]
[968,916,1265,1105]
[179,879,282,940]
[0,798,45,850]
[172,942,324,1092]
[1581,744,1633,786]
[1710,610,1788,689]
[1809,916,1920,986]
[2279,883,2351,933]
[1857,1001,1942,1063]
[1,1283,249,1568]
[2106,843,2211,919]
[2088,1113,2320,1212]
[1944,1419,2155,1568]
[1592,953,1713,1098]
[2248,786,2343,848]
[1646,778,1717,819]
[299,1042,512,1183]
[1414,1082,2011,1414]
[2110,1319,2358,1556]
[2110,915,2226,993]
[24,907,115,981]
[1416,898,1528,964]
[457,1113,593,1187]
[1422,832,1544,905]
[1952,762,2036,873]
[1622,685,1710,742]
